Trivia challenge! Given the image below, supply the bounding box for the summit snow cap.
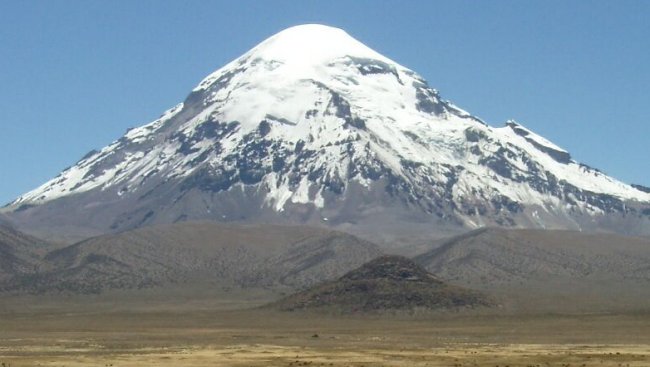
[195,23,401,91]
[247,24,393,67]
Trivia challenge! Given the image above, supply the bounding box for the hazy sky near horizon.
[0,0,648,205]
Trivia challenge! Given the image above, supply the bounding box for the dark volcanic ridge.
[269,255,494,313]
[415,227,650,284]
[2,221,650,313]
[0,221,381,294]
[0,224,50,281]
[412,227,650,312]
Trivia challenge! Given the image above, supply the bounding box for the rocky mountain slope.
[270,255,492,313]
[2,222,381,294]
[0,224,48,281]
[414,228,650,312]
[3,219,650,313]
[3,24,649,243]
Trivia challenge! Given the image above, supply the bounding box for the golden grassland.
[1,295,649,367]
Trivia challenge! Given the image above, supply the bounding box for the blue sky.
[1,0,648,205]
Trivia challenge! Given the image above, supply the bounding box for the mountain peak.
[193,24,399,92]
[249,24,391,66]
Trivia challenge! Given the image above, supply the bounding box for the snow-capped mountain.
[4,24,650,242]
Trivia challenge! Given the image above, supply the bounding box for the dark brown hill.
[270,255,493,313]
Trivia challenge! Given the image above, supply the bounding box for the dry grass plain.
[1,292,650,367]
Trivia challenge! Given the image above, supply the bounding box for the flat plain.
[1,292,649,366]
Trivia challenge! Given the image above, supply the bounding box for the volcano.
[4,24,649,243]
